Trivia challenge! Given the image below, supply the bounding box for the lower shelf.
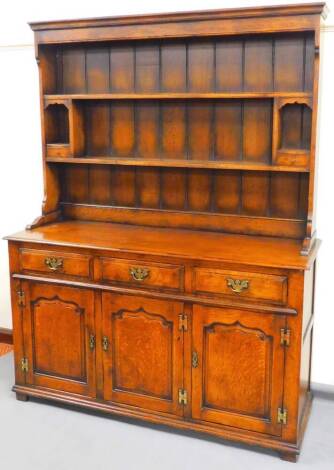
[13,384,301,460]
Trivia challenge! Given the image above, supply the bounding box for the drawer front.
[20,249,91,278]
[193,268,287,304]
[101,258,184,291]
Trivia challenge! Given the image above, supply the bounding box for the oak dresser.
[5,3,327,462]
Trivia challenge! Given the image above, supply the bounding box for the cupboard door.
[102,293,184,416]
[22,282,96,397]
[192,305,285,436]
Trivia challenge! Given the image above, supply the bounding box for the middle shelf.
[46,156,310,173]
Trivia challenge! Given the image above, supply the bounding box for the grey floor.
[1,353,333,470]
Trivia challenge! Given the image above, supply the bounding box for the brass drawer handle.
[226,278,249,293]
[129,267,150,281]
[44,257,63,272]
[102,336,109,352]
[89,334,95,350]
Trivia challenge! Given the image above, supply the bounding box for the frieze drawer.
[193,268,288,304]
[101,258,184,292]
[20,248,92,278]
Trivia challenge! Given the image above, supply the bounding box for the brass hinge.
[17,290,25,307]
[280,328,291,347]
[179,314,188,331]
[102,336,109,352]
[178,388,188,405]
[277,407,288,425]
[21,358,29,372]
[89,334,95,350]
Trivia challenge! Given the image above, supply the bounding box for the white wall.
[0,0,333,386]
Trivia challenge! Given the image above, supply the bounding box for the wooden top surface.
[5,221,319,270]
[29,3,327,30]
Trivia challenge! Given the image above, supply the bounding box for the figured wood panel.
[22,282,95,396]
[192,305,285,435]
[102,293,184,415]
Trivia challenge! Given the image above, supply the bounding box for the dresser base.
[13,384,306,462]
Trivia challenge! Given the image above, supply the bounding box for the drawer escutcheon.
[44,257,64,272]
[129,267,150,281]
[226,278,249,294]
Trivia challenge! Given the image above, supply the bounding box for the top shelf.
[44,92,312,101]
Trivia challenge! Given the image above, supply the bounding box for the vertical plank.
[274,35,304,91]
[110,102,135,157]
[214,171,241,214]
[62,47,86,93]
[135,44,160,92]
[244,38,272,92]
[86,47,109,93]
[241,172,269,216]
[187,170,211,212]
[215,101,242,161]
[304,35,315,92]
[85,102,109,156]
[112,167,136,206]
[110,45,135,92]
[136,102,159,158]
[161,102,186,159]
[243,100,272,162]
[270,173,299,218]
[188,101,212,160]
[89,166,112,205]
[216,39,243,92]
[64,165,89,203]
[188,41,215,92]
[161,169,186,210]
[136,168,160,208]
[161,42,186,92]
